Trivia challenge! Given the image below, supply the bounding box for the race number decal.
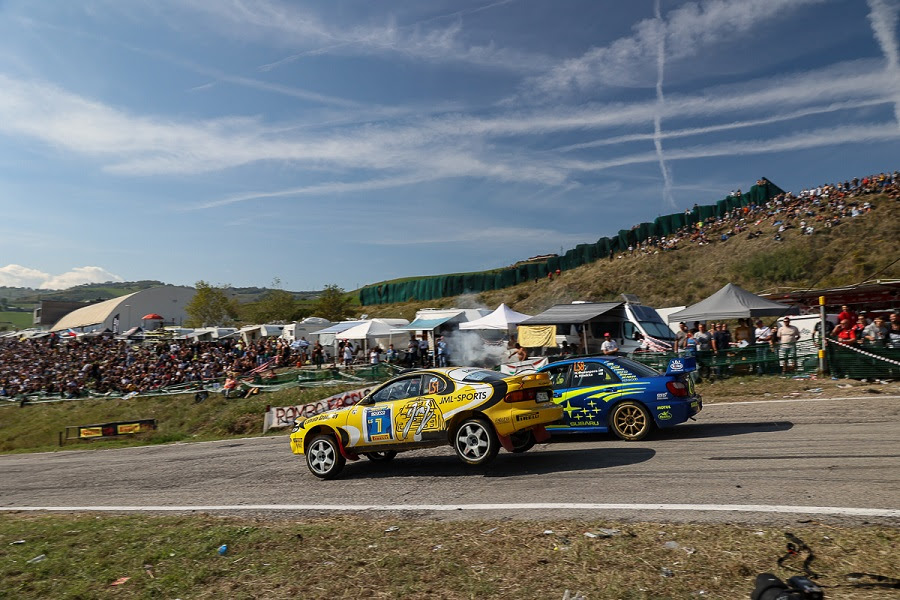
[364,406,394,442]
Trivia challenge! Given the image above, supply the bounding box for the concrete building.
[51,286,196,334]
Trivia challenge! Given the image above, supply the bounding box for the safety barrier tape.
[826,339,900,366]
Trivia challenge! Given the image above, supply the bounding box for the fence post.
[818,296,827,374]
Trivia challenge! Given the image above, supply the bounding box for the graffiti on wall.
[263,387,372,431]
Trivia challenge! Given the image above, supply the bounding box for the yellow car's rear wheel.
[609,401,652,441]
[306,434,345,479]
[453,418,499,466]
[509,431,536,453]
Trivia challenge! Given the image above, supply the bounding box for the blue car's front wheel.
[609,401,652,441]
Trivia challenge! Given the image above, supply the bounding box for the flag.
[112,314,120,335]
[65,329,78,338]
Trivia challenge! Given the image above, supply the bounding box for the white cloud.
[0,265,123,289]
[866,0,900,124]
[527,0,826,95]
[166,0,551,73]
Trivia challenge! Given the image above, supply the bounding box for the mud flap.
[334,432,360,461]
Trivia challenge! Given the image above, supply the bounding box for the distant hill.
[0,281,322,307]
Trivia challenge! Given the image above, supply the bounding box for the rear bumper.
[654,396,701,428]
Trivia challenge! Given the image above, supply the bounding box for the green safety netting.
[359,180,785,305]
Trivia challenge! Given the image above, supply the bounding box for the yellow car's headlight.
[291,418,306,433]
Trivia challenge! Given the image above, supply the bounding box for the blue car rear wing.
[665,356,696,375]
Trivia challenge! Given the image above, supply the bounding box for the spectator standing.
[385,343,398,363]
[887,315,900,349]
[674,322,689,352]
[851,316,868,344]
[406,338,418,367]
[418,336,429,367]
[776,317,801,373]
[862,317,888,347]
[831,319,857,345]
[753,320,773,374]
[837,305,857,325]
[601,332,619,356]
[693,323,713,380]
[342,343,354,368]
[436,336,448,367]
[509,343,528,361]
[712,323,732,378]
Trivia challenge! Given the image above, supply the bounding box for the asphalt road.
[2,396,898,525]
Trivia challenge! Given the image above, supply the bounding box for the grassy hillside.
[361,195,900,319]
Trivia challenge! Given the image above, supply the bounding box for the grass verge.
[1,514,897,599]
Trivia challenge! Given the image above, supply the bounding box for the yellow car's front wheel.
[453,418,499,466]
[306,434,346,479]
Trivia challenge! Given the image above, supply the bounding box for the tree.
[312,284,354,322]
[185,281,239,327]
[246,278,299,323]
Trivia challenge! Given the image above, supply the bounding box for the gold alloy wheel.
[610,401,651,441]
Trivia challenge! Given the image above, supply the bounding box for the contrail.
[653,0,675,207]
[866,0,900,125]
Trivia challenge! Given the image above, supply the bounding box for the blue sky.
[0,0,898,292]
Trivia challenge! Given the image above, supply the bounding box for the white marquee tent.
[458,304,532,332]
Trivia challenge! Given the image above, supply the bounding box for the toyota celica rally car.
[537,355,701,441]
[290,367,563,479]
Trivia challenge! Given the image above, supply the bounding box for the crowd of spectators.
[0,335,298,400]
[616,170,898,258]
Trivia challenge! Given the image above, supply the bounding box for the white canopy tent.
[326,318,410,357]
[458,303,532,332]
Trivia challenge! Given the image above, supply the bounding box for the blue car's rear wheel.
[609,401,652,441]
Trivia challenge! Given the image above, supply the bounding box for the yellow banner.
[517,325,557,348]
[117,423,141,435]
[79,427,103,438]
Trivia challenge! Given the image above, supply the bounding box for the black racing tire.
[453,417,500,466]
[609,401,653,441]
[305,434,346,479]
[363,451,398,462]
[509,431,536,453]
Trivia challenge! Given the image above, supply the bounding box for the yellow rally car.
[290,367,562,479]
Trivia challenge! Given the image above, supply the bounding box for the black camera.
[751,573,823,600]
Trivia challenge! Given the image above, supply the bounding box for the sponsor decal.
[656,393,668,400]
[496,416,511,424]
[690,401,699,409]
[396,399,443,439]
[454,390,489,402]
[607,363,638,381]
[116,423,141,435]
[658,411,672,420]
[79,427,103,438]
[515,412,539,422]
[570,420,601,426]
[364,406,394,442]
[657,404,671,409]
[669,359,684,372]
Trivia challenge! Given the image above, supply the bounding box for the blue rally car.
[537,355,701,440]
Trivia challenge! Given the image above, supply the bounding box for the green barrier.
[826,343,900,380]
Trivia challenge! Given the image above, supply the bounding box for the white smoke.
[445,330,510,368]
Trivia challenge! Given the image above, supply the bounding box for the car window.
[423,373,449,395]
[543,364,570,390]
[370,376,422,404]
[571,361,619,387]
[612,357,661,377]
[460,370,504,383]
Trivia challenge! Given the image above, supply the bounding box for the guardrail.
[60,419,157,446]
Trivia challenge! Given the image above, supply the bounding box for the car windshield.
[638,321,676,340]
[610,357,661,377]
[460,370,504,383]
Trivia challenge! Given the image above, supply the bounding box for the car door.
[355,376,422,447]
[565,360,621,427]
[393,372,448,443]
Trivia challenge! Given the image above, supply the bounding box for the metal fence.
[631,339,899,380]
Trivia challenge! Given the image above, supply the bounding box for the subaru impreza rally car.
[537,356,701,440]
[290,367,563,478]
